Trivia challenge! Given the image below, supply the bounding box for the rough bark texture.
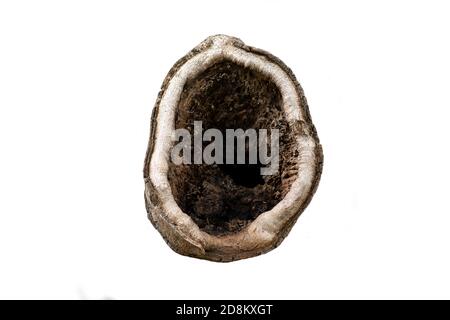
[144,35,323,262]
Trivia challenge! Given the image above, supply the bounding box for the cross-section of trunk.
[144,35,323,262]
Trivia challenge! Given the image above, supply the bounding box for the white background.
[0,0,449,299]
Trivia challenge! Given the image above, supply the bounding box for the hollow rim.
[144,35,323,261]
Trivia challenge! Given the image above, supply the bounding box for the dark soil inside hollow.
[167,61,299,236]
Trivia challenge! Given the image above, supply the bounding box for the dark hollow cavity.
[168,60,299,236]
